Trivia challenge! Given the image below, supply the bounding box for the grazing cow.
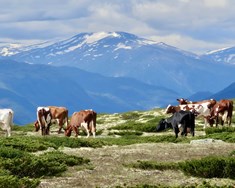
[36,107,52,135]
[166,100,216,128]
[65,109,97,138]
[156,110,195,138]
[0,109,14,137]
[207,99,233,127]
[35,106,68,134]
[177,98,217,109]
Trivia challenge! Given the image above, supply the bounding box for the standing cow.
[36,107,52,135]
[166,98,216,128]
[207,99,233,127]
[35,106,68,135]
[65,109,97,138]
[156,110,195,138]
[0,108,14,137]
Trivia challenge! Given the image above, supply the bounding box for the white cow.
[0,109,14,137]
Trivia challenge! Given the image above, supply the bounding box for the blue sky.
[1,0,235,54]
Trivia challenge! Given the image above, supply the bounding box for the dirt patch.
[38,141,235,188]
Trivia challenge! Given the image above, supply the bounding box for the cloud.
[0,0,235,53]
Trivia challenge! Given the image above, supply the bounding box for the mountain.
[5,31,235,96]
[210,82,235,100]
[202,46,235,65]
[0,60,178,124]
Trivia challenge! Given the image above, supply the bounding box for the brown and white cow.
[65,109,97,138]
[165,101,214,129]
[36,107,52,135]
[0,108,14,137]
[207,99,233,127]
[177,98,217,109]
[35,106,68,134]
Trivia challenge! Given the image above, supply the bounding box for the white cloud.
[0,0,235,53]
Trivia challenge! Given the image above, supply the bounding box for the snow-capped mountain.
[0,40,55,57]
[202,46,235,64]
[2,31,235,96]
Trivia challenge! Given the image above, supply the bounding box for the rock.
[190,139,224,145]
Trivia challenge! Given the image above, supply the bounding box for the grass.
[3,106,235,187]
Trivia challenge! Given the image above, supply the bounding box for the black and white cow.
[156,110,195,138]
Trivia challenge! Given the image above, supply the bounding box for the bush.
[108,131,143,136]
[178,156,235,179]
[0,136,57,152]
[109,121,157,132]
[205,127,235,135]
[0,150,90,178]
[0,175,40,188]
[128,160,178,171]
[0,146,30,159]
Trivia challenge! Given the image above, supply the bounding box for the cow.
[177,98,217,109]
[0,109,14,137]
[65,109,97,138]
[36,107,52,135]
[156,110,195,138]
[166,100,215,128]
[207,99,233,127]
[35,106,68,134]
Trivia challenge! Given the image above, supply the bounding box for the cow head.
[156,118,172,132]
[165,105,176,114]
[177,98,188,105]
[34,121,40,132]
[64,125,72,137]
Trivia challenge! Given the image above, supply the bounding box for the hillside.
[0,60,178,124]
[4,107,235,188]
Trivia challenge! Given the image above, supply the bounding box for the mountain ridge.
[0,59,178,124]
[3,31,234,96]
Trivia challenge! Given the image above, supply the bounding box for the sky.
[1,0,235,54]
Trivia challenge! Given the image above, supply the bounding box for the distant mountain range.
[0,60,178,124]
[0,31,235,124]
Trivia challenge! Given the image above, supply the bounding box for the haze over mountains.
[0,31,235,124]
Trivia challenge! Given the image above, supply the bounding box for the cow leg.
[215,116,219,127]
[41,126,46,136]
[73,126,79,137]
[90,120,96,138]
[203,117,208,129]
[173,126,179,138]
[179,120,187,137]
[81,122,90,138]
[58,122,63,134]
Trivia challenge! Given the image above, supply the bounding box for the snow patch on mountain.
[114,43,132,51]
[206,47,231,55]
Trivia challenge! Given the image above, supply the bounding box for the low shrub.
[127,160,178,171]
[129,156,235,180]
[0,136,57,152]
[205,127,235,135]
[178,156,235,179]
[121,112,141,120]
[108,131,143,136]
[0,175,40,188]
[0,150,90,179]
[109,121,157,132]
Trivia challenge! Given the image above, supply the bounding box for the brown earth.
[38,140,235,188]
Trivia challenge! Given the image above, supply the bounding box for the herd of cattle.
[156,98,234,138]
[0,106,97,138]
[0,98,233,138]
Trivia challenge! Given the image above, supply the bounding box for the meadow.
[1,103,235,188]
